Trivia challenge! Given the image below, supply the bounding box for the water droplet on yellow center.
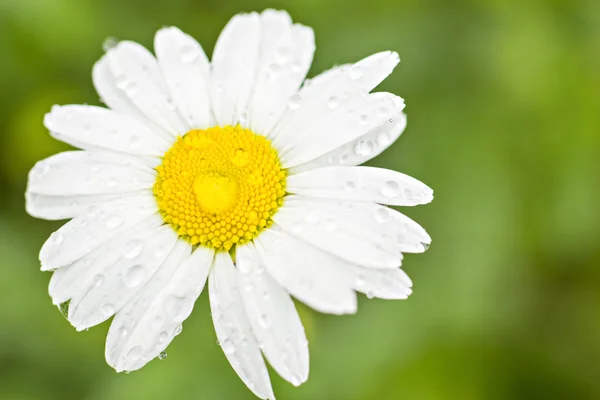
[153,125,286,251]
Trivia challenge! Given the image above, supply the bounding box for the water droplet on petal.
[127,346,141,361]
[158,351,168,360]
[354,140,373,156]
[50,232,64,245]
[93,274,105,286]
[221,338,236,355]
[180,44,198,63]
[420,242,431,251]
[287,94,301,110]
[106,215,124,229]
[380,181,400,198]
[159,331,169,343]
[327,96,340,109]
[123,239,143,259]
[377,131,392,146]
[344,181,356,192]
[349,65,363,79]
[258,314,271,329]
[102,303,115,316]
[375,207,390,223]
[102,37,118,52]
[123,265,145,287]
[173,324,182,336]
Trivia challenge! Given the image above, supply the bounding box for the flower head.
[27,9,432,399]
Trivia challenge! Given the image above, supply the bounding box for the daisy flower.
[26,9,432,399]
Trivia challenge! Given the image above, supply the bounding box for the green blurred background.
[1,0,600,399]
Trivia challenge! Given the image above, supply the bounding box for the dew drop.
[375,207,390,223]
[165,295,184,318]
[287,94,301,110]
[159,331,169,343]
[221,338,236,355]
[106,215,124,229]
[127,346,141,361]
[236,255,255,274]
[119,326,128,337]
[305,210,320,225]
[123,264,145,287]
[268,63,282,81]
[354,140,373,156]
[327,96,340,109]
[258,314,271,329]
[377,131,392,146]
[36,163,50,176]
[158,351,168,360]
[366,291,375,299]
[115,75,128,90]
[93,274,105,286]
[344,181,356,192]
[420,242,431,251]
[339,154,349,163]
[275,46,291,64]
[123,239,143,259]
[377,106,389,117]
[102,37,118,52]
[173,324,183,336]
[380,181,400,198]
[180,44,198,63]
[349,65,363,79]
[50,232,64,245]
[102,303,115,316]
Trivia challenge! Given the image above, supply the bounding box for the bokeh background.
[1,0,600,399]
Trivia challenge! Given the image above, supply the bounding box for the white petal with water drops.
[351,267,413,300]
[106,241,210,372]
[274,196,402,269]
[106,41,188,136]
[291,112,407,172]
[271,51,400,150]
[45,105,170,157]
[155,27,211,129]
[287,165,433,206]
[247,10,314,135]
[279,92,405,168]
[209,252,275,400]
[39,194,158,270]
[92,55,158,128]
[255,226,357,315]
[237,243,309,385]
[48,215,164,306]
[27,151,156,197]
[67,225,180,330]
[26,192,127,221]
[210,12,261,126]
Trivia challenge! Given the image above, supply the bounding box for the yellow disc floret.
[153,125,286,251]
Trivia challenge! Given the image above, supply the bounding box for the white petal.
[44,105,170,157]
[255,226,357,315]
[93,56,150,122]
[287,166,433,206]
[155,27,211,129]
[39,194,158,270]
[26,192,126,221]
[247,10,315,135]
[271,51,400,151]
[26,151,155,197]
[106,41,188,136]
[273,196,402,269]
[106,242,212,372]
[48,215,164,305]
[209,252,275,400]
[237,243,309,385]
[67,225,180,330]
[290,112,407,172]
[352,267,413,300]
[278,92,405,168]
[210,12,261,126]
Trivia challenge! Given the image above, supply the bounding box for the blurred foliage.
[1,0,600,399]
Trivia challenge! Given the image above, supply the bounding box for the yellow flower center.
[153,125,286,251]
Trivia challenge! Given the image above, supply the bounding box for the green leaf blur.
[1,0,599,399]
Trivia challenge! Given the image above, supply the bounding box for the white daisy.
[26,9,432,399]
